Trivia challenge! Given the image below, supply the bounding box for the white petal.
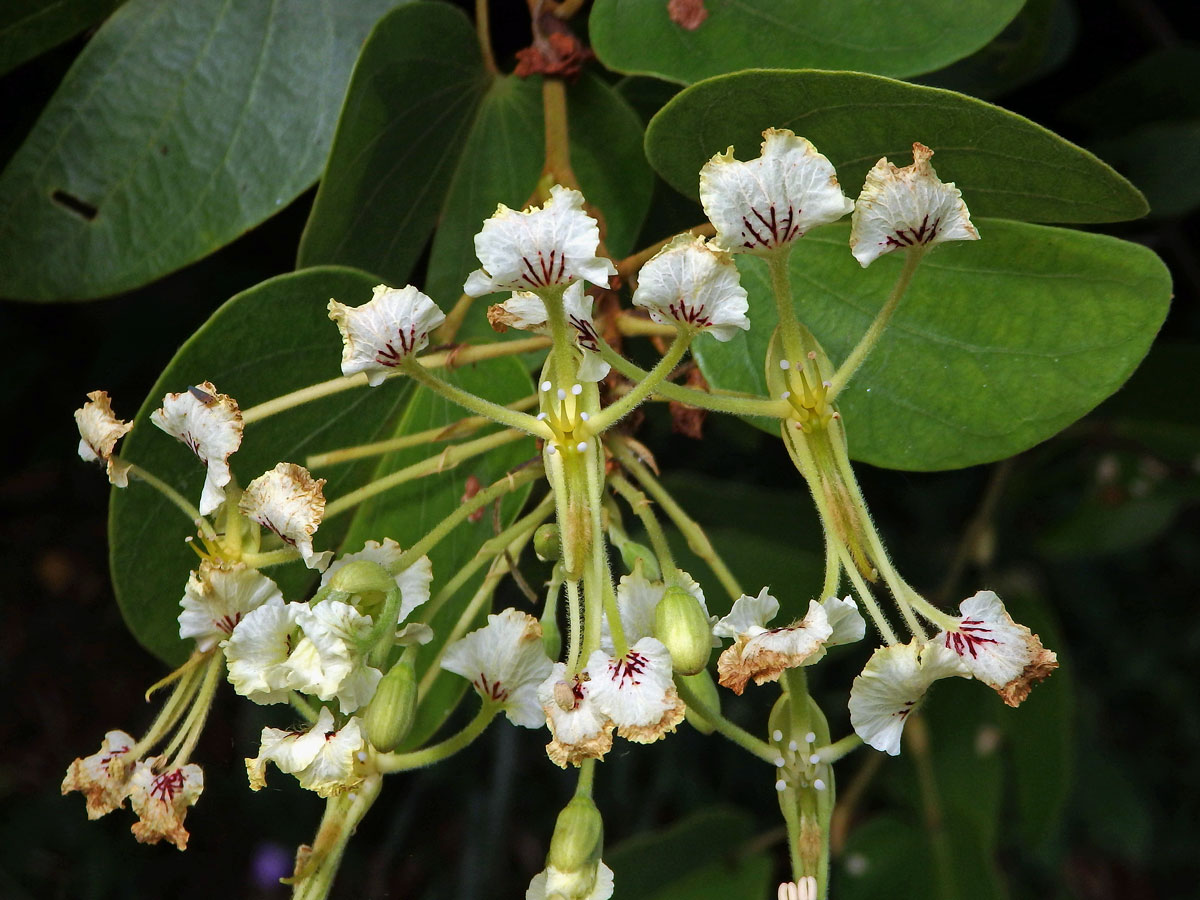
[932,590,1057,706]
[632,234,749,341]
[848,639,970,755]
[537,663,614,767]
[527,861,615,900]
[488,293,549,332]
[328,284,446,386]
[74,390,133,487]
[821,595,867,648]
[716,598,832,694]
[849,142,979,268]
[239,463,326,568]
[586,638,678,732]
[179,561,283,652]
[700,128,853,255]
[61,729,138,819]
[291,600,379,713]
[246,708,365,798]
[150,382,243,515]
[464,185,616,295]
[606,571,664,650]
[562,281,610,382]
[128,759,204,849]
[713,587,779,639]
[223,597,304,705]
[441,608,554,728]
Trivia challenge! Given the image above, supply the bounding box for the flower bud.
[548,795,604,874]
[680,669,721,735]
[363,661,417,752]
[534,523,561,562]
[654,586,712,675]
[326,560,394,598]
[616,539,661,582]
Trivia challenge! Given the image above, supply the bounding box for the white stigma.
[571,384,582,395]
[772,730,783,742]
[541,381,552,392]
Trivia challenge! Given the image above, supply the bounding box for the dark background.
[2,1,1197,898]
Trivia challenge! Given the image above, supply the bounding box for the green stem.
[475,0,498,74]
[403,361,552,439]
[377,703,497,772]
[165,652,224,767]
[827,249,924,401]
[324,429,528,520]
[608,473,676,574]
[574,757,596,798]
[291,774,382,900]
[599,340,789,418]
[289,692,319,723]
[124,462,217,541]
[611,440,744,599]
[587,333,691,433]
[583,440,614,660]
[836,542,898,647]
[564,577,584,674]
[816,734,863,765]
[540,284,580,390]
[820,541,841,601]
[675,676,776,763]
[240,547,301,568]
[132,655,205,759]
[766,247,805,364]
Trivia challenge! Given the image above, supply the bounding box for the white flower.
[700,128,854,255]
[74,390,133,487]
[849,142,979,268]
[585,638,685,744]
[224,597,306,705]
[320,538,433,627]
[128,759,204,850]
[61,730,137,819]
[713,590,863,694]
[179,561,283,652]
[464,185,616,296]
[527,860,615,900]
[150,381,243,516]
[848,638,970,755]
[932,590,1058,707]
[538,663,614,768]
[239,462,330,570]
[602,569,714,653]
[441,608,555,728]
[288,600,381,714]
[245,707,365,798]
[328,284,446,386]
[487,282,610,382]
[632,234,749,341]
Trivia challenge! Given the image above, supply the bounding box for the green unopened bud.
[654,586,712,675]
[534,523,561,562]
[363,661,417,752]
[681,669,720,735]
[617,539,661,581]
[548,795,604,874]
[326,560,394,598]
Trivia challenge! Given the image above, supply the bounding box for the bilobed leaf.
[0,0,406,301]
[109,267,413,665]
[337,359,537,749]
[300,2,652,315]
[693,219,1171,471]
[0,0,123,76]
[645,69,1148,224]
[589,0,1025,83]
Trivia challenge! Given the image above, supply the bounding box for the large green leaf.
[337,358,537,748]
[693,220,1171,471]
[0,0,405,301]
[0,0,123,76]
[299,1,653,313]
[589,0,1025,83]
[645,69,1147,224]
[110,267,412,664]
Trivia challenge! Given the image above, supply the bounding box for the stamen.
[557,388,566,400]
[779,359,790,370]
[579,411,589,421]
[781,391,791,400]
[772,730,783,742]
[813,778,826,791]
[775,757,786,767]
[547,444,557,455]
[809,753,821,765]
[576,442,588,452]
[775,779,787,792]
[356,751,368,762]
[804,731,816,743]
[537,412,548,421]
[541,381,552,392]
[571,384,582,396]
[788,740,798,752]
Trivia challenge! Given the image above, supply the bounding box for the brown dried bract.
[515,25,593,80]
[668,0,708,30]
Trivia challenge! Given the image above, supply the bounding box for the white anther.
[799,876,818,900]
[822,380,832,388]
[775,757,786,768]
[788,740,798,752]
[541,380,552,392]
[579,411,590,421]
[813,778,826,791]
[356,751,368,763]
[347,792,358,801]
[809,753,821,765]
[779,359,790,370]
[536,412,548,420]
[547,444,557,455]
[576,441,588,452]
[571,383,582,395]
[781,391,791,400]
[775,779,787,792]
[772,730,783,742]
[557,388,566,400]
[804,731,816,743]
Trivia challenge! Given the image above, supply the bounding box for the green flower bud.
[534,523,561,562]
[654,586,712,675]
[363,661,417,752]
[547,795,604,874]
[326,560,394,597]
[617,539,661,581]
[681,669,721,735]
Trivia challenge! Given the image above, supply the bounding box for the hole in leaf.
[51,190,98,221]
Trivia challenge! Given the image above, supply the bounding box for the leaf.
[0,0,405,301]
[645,69,1147,224]
[693,219,1172,471]
[299,2,653,311]
[337,358,537,748]
[0,0,123,77]
[589,0,1025,83]
[109,266,412,665]
[607,807,770,900]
